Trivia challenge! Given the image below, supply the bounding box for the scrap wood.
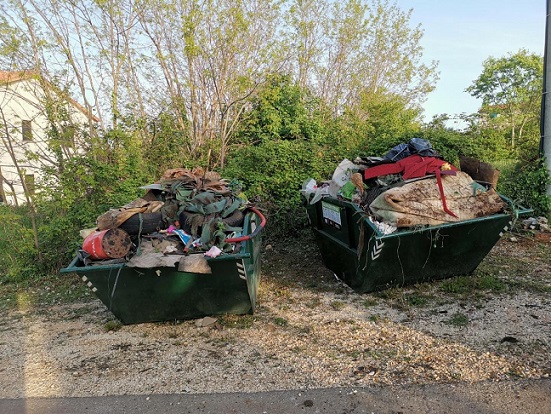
[459,156,500,188]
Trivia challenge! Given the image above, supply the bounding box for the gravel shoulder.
[0,232,549,399]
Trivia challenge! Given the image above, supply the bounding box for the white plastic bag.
[300,178,330,204]
[331,159,358,187]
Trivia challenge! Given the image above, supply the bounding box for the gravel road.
[0,234,549,408]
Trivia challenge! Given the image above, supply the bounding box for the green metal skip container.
[60,208,266,324]
[306,197,530,293]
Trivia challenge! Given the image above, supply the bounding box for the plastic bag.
[384,143,411,161]
[384,138,439,161]
[408,138,439,157]
[332,159,358,187]
[300,178,330,204]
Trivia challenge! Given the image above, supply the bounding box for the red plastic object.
[82,228,132,260]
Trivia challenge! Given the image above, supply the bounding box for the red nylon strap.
[435,169,458,218]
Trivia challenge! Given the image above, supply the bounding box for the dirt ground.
[0,230,549,400]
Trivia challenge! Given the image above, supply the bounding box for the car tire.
[119,212,167,235]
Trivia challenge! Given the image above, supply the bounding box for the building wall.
[0,76,90,205]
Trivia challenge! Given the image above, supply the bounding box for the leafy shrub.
[236,74,323,145]
[35,129,157,273]
[225,75,338,238]
[223,139,325,238]
[498,158,550,218]
[0,205,40,282]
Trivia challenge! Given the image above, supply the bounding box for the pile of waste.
[521,216,549,232]
[80,167,255,265]
[302,138,506,234]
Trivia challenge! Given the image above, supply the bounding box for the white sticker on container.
[322,202,342,229]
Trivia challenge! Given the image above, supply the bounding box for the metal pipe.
[541,0,551,195]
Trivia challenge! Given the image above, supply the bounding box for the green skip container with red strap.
[305,196,531,293]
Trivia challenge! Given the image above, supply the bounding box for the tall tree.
[283,0,437,117]
[136,0,285,167]
[2,0,437,167]
[466,49,543,150]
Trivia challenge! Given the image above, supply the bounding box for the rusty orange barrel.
[82,228,132,260]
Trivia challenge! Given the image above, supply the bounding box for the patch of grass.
[15,291,37,311]
[258,277,295,298]
[298,325,312,335]
[218,314,255,329]
[272,286,293,300]
[440,273,506,296]
[348,323,361,333]
[475,273,507,292]
[66,305,97,320]
[504,279,551,294]
[405,293,432,307]
[207,335,235,347]
[0,282,35,312]
[305,297,322,309]
[0,272,93,316]
[304,281,322,289]
[368,314,380,323]
[444,312,469,327]
[0,292,17,312]
[364,287,435,310]
[373,287,402,300]
[330,300,345,311]
[39,274,92,304]
[103,320,123,332]
[273,317,288,327]
[362,298,378,308]
[363,347,397,360]
[441,277,473,294]
[346,350,362,359]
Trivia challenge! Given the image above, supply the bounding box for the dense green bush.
[224,76,332,237]
[236,74,323,146]
[0,206,40,282]
[498,158,550,218]
[347,93,421,156]
[223,139,325,238]
[35,129,157,273]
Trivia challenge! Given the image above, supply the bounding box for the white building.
[0,71,96,205]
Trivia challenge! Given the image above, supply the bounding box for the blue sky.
[395,0,546,124]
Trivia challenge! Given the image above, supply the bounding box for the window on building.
[24,174,35,195]
[22,120,33,141]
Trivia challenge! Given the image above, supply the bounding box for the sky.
[395,0,546,125]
